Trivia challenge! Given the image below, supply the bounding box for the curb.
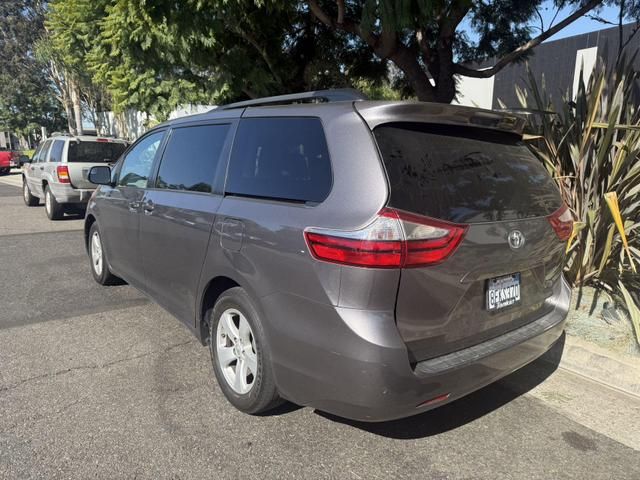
[543,333,640,398]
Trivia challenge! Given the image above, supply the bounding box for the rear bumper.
[49,183,94,204]
[264,275,570,422]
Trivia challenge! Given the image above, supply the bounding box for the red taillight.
[56,165,70,184]
[547,205,573,241]
[305,233,403,268]
[390,209,467,267]
[304,208,467,268]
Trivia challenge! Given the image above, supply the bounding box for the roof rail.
[219,88,368,110]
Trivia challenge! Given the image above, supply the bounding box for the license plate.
[486,273,521,311]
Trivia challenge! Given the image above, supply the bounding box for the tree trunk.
[433,35,457,104]
[388,47,436,102]
[433,77,456,103]
[70,79,84,136]
[64,99,75,134]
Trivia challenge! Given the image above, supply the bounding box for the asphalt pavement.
[0,173,639,480]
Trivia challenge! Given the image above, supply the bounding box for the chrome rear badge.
[508,230,525,250]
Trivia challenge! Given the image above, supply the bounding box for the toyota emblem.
[508,230,525,249]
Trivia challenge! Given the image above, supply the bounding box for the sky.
[541,3,624,41]
[460,2,627,44]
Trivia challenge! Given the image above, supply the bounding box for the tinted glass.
[31,144,43,162]
[48,140,64,163]
[117,132,164,188]
[226,118,331,203]
[156,124,230,193]
[38,141,52,163]
[68,141,127,163]
[374,123,562,223]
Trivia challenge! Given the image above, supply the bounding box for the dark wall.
[487,23,640,111]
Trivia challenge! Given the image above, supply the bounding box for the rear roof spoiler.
[354,101,526,135]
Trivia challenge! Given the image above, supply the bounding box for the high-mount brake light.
[56,165,70,184]
[547,205,573,241]
[304,208,467,268]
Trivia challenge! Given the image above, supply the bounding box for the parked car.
[84,90,572,422]
[22,134,128,219]
[0,148,17,175]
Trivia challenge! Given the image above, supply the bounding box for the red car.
[0,149,18,175]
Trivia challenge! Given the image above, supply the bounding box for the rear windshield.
[374,123,561,223]
[68,141,127,163]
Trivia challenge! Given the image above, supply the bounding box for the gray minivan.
[85,90,572,422]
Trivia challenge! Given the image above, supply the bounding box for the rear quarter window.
[48,140,65,163]
[37,141,53,163]
[226,117,332,203]
[68,141,127,163]
[374,123,562,223]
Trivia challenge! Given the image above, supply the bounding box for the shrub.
[512,56,640,344]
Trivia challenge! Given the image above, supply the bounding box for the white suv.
[23,134,128,219]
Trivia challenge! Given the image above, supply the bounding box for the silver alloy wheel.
[45,189,51,215]
[91,231,103,276]
[216,308,258,394]
[23,182,29,202]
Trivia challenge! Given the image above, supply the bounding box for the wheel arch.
[198,275,242,345]
[84,214,97,254]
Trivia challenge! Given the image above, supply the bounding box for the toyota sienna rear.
[85,90,571,422]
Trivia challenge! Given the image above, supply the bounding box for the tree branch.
[308,0,335,28]
[586,13,616,26]
[548,6,561,28]
[455,0,603,78]
[620,21,640,51]
[534,7,545,32]
[336,0,345,25]
[416,29,431,60]
[306,0,434,99]
[235,27,284,87]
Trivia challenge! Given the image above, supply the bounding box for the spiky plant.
[512,55,640,344]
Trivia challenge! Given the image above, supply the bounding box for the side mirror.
[19,155,30,166]
[88,165,112,186]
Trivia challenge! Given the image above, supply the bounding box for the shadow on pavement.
[59,212,86,221]
[31,205,86,221]
[260,401,305,417]
[315,333,566,439]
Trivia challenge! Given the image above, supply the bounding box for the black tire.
[209,287,282,415]
[44,185,65,220]
[88,222,121,285]
[22,178,39,206]
[0,168,9,175]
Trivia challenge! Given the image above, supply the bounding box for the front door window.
[117,132,164,188]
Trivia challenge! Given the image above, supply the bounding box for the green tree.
[0,0,66,142]
[306,0,606,102]
[45,0,114,134]
[78,0,389,118]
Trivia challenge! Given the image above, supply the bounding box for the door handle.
[143,200,155,214]
[128,201,141,212]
